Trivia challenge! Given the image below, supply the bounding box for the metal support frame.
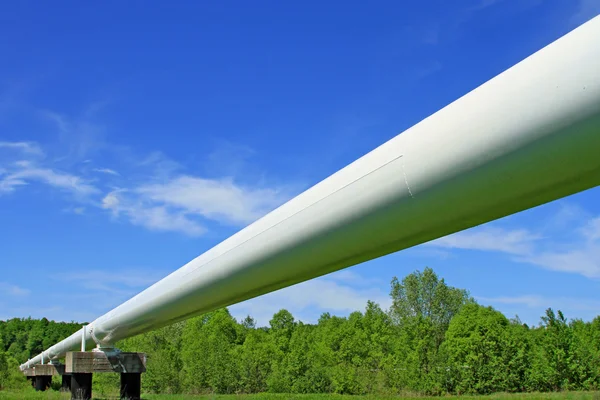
[34,375,51,391]
[71,373,92,400]
[120,373,141,400]
[61,374,72,392]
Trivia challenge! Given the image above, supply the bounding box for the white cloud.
[477,295,546,308]
[472,0,504,11]
[0,305,94,324]
[43,109,107,160]
[0,123,294,236]
[0,177,28,193]
[102,189,206,236]
[230,272,391,326]
[136,176,290,225]
[415,60,443,79]
[0,142,99,197]
[6,165,99,197]
[56,268,166,296]
[62,206,87,215]
[424,210,600,280]
[328,269,385,286]
[62,269,163,288]
[0,282,31,296]
[137,151,182,178]
[520,246,600,279]
[517,212,600,279]
[478,294,600,313]
[581,217,600,242]
[92,167,120,176]
[427,227,540,255]
[570,0,600,27]
[99,169,293,236]
[0,141,44,156]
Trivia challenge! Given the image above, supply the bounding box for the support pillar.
[120,373,141,400]
[70,373,92,400]
[64,351,146,400]
[34,375,51,391]
[61,374,72,392]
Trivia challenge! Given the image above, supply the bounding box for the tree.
[570,319,600,389]
[387,267,470,393]
[269,310,296,353]
[443,303,524,394]
[390,267,470,331]
[0,342,8,389]
[236,328,276,392]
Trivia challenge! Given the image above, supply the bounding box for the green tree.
[181,309,242,393]
[570,318,600,389]
[236,328,276,392]
[443,303,525,394]
[387,267,470,393]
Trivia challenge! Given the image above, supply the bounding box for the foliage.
[1,391,600,400]
[2,268,599,396]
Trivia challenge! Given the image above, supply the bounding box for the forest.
[1,268,599,396]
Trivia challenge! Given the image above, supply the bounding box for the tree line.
[1,267,599,395]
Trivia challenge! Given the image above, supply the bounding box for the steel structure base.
[70,373,92,400]
[34,375,51,391]
[61,374,72,392]
[120,373,141,400]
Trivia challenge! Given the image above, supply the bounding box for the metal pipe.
[21,15,600,370]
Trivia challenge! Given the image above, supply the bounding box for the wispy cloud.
[454,0,544,33]
[101,174,293,236]
[518,212,600,279]
[0,176,28,193]
[471,0,504,11]
[204,140,257,177]
[570,0,600,27]
[520,246,600,279]
[136,151,182,179]
[0,131,294,236]
[136,176,291,225]
[426,210,600,279]
[0,282,31,296]
[427,227,540,255]
[0,159,99,197]
[102,190,206,236]
[415,60,443,80]
[328,269,385,286]
[581,217,600,241]
[477,294,600,314]
[230,271,391,326]
[92,167,120,176]
[42,108,107,160]
[0,139,99,197]
[55,269,166,295]
[0,304,94,324]
[0,141,44,156]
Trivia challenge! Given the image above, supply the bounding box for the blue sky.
[1,0,600,327]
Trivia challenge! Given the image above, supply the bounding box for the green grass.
[1,392,600,400]
[144,394,600,400]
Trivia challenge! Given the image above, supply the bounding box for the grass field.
[1,391,599,400]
